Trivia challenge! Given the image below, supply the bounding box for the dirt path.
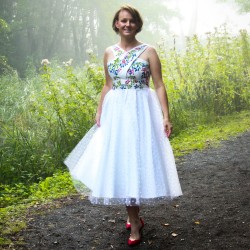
[16,132,250,249]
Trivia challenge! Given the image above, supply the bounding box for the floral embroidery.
[108,44,150,90]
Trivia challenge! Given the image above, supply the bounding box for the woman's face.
[115,10,138,37]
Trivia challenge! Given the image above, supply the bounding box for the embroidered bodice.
[107,44,150,89]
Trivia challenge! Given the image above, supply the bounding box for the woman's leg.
[126,206,142,240]
[126,206,139,224]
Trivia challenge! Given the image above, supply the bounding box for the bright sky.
[168,0,250,36]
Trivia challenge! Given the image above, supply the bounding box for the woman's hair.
[112,5,143,34]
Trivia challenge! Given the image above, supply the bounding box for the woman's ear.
[115,20,119,29]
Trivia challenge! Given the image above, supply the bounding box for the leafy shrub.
[161,27,250,134]
[29,172,76,201]
[0,172,76,207]
[1,58,103,185]
[0,183,30,208]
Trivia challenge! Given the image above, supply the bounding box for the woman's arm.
[95,48,113,126]
[148,47,173,137]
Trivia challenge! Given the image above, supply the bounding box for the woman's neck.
[118,38,141,51]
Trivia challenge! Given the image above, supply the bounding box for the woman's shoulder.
[103,46,114,59]
[104,46,113,54]
[143,44,158,58]
[144,44,157,52]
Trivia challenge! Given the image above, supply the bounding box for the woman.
[64,5,182,246]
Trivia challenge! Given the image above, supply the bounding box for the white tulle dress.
[64,44,182,206]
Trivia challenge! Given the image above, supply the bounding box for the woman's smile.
[115,10,137,36]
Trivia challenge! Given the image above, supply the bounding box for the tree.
[0,18,12,74]
[233,0,250,12]
[0,0,177,76]
[218,0,250,13]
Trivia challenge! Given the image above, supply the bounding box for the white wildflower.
[66,58,73,65]
[89,63,96,68]
[63,58,73,66]
[217,56,223,61]
[86,49,93,55]
[41,59,50,65]
[85,60,90,66]
[58,78,65,83]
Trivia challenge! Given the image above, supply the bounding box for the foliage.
[0,56,14,75]
[161,27,250,134]
[0,18,10,49]
[0,18,13,74]
[0,27,249,203]
[0,171,76,245]
[219,0,250,13]
[28,172,76,202]
[0,109,249,247]
[235,0,250,12]
[0,183,30,208]
[171,110,250,156]
[0,0,175,76]
[0,172,76,208]
[0,203,27,246]
[0,55,102,185]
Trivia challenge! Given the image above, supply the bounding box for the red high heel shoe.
[127,218,144,246]
[126,217,144,230]
[126,221,131,230]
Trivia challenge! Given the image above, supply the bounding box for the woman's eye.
[120,19,135,23]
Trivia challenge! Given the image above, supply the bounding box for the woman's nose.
[125,21,131,26]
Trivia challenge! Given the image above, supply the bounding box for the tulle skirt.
[64,87,182,205]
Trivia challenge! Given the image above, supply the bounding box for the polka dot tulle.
[64,44,182,206]
[64,89,182,206]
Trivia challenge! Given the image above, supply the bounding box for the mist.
[0,0,249,75]
[167,0,250,47]
[169,0,249,36]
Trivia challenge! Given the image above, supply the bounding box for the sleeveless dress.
[64,44,182,206]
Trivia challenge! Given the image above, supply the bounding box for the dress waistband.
[112,79,149,90]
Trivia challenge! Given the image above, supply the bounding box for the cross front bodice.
[107,44,150,89]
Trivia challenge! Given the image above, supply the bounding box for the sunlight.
[168,0,250,36]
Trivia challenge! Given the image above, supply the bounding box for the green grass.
[0,172,77,246]
[171,110,250,157]
[0,204,27,247]
[0,110,249,246]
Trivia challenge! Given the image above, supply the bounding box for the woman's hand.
[163,119,173,138]
[95,112,101,127]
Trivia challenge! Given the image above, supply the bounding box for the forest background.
[0,0,250,210]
